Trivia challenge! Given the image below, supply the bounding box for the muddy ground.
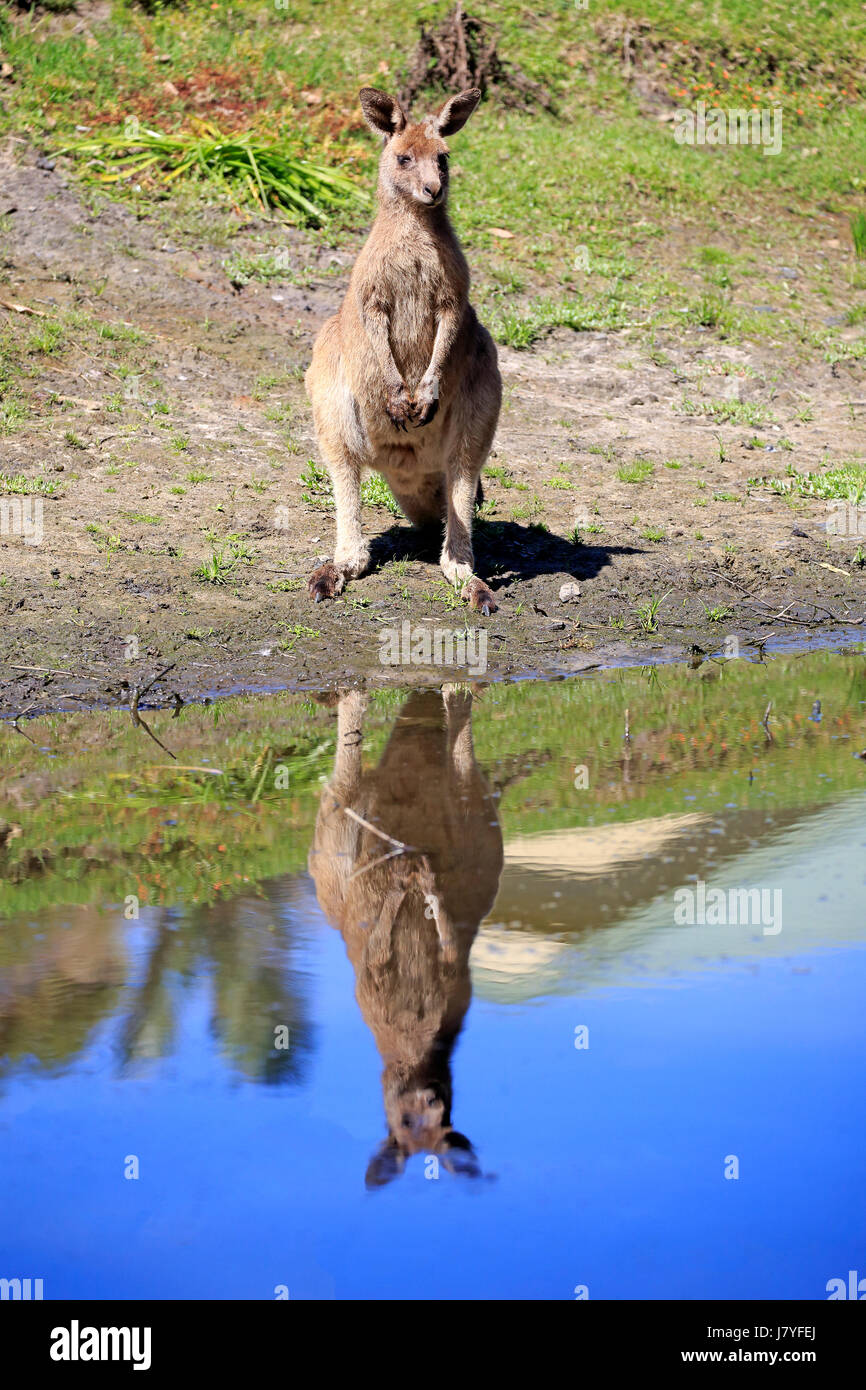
[0,151,864,717]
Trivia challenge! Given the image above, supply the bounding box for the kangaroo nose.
[424,183,440,200]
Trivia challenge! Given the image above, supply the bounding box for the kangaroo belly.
[388,299,436,388]
[375,446,444,525]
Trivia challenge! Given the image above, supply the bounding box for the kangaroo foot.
[308,562,344,601]
[462,575,498,617]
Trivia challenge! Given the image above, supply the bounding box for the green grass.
[0,472,61,496]
[749,460,866,503]
[299,459,401,516]
[0,0,863,364]
[58,125,366,227]
[360,474,402,516]
[678,397,775,427]
[634,590,670,633]
[617,459,654,484]
[702,602,733,622]
[192,536,254,584]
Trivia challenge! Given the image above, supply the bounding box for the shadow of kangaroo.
[305,86,501,615]
[308,687,503,1187]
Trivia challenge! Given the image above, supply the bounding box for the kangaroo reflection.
[309,687,503,1188]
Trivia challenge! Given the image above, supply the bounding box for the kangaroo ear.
[435,87,482,136]
[441,1130,481,1178]
[359,88,407,137]
[365,1137,405,1189]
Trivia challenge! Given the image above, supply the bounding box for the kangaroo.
[308,687,503,1187]
[304,86,502,616]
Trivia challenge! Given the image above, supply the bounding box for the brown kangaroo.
[305,86,502,616]
[308,686,503,1187]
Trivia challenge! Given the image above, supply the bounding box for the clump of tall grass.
[59,124,365,225]
[851,210,866,259]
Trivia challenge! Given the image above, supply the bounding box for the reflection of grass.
[2,648,866,917]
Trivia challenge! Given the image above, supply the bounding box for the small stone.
[559,582,581,603]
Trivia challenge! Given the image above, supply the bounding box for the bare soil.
[1,151,864,717]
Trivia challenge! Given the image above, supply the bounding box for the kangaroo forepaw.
[308,562,344,602]
[385,383,413,431]
[463,576,498,617]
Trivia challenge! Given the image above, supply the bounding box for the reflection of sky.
[0,803,864,1298]
[474,791,866,1000]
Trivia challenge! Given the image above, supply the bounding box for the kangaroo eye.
[396,154,411,167]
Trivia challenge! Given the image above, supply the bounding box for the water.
[1,649,865,1299]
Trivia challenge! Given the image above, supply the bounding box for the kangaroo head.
[363,1063,480,1188]
[359,86,481,209]
[366,1125,480,1189]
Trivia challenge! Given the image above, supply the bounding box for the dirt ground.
[1,152,864,717]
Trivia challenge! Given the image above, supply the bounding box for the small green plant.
[361,474,401,516]
[193,536,254,584]
[749,461,866,502]
[634,590,670,634]
[86,523,122,558]
[267,577,303,592]
[702,602,732,622]
[280,623,321,651]
[640,525,666,541]
[617,458,654,484]
[59,127,365,227]
[299,457,334,508]
[484,463,515,488]
[850,210,866,260]
[423,579,463,611]
[0,472,61,496]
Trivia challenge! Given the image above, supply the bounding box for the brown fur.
[305,87,502,615]
[308,686,503,1186]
